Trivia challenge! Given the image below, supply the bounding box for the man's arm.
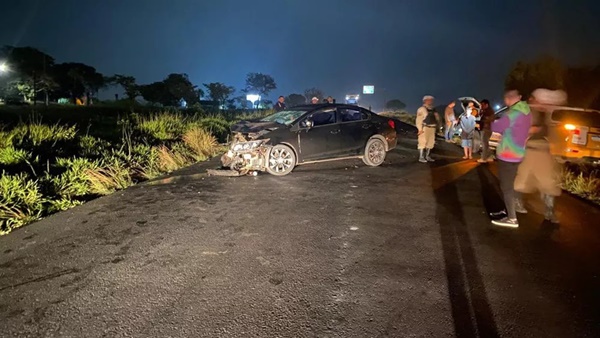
[415,107,426,133]
[491,113,510,134]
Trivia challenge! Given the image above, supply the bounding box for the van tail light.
[388,120,395,129]
[564,123,576,130]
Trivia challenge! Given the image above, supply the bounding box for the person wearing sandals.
[459,106,476,159]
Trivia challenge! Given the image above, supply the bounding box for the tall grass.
[561,165,600,203]
[183,127,218,159]
[0,109,232,234]
[0,173,44,233]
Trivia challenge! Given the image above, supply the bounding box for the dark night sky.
[1,0,599,111]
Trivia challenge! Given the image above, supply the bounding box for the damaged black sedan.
[218,104,398,176]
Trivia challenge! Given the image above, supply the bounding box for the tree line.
[0,46,337,109]
[505,56,600,109]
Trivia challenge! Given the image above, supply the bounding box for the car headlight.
[232,140,267,152]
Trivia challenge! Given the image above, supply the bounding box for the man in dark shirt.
[478,99,496,162]
[274,96,286,112]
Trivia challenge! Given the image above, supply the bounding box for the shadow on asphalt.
[475,165,506,216]
[430,158,500,338]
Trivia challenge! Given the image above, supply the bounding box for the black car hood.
[230,120,281,134]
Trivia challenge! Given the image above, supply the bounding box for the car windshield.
[260,110,308,126]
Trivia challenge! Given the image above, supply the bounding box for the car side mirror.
[302,120,313,129]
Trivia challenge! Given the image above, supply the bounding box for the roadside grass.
[0,106,273,235]
[561,163,600,204]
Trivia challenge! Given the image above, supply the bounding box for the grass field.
[0,104,271,234]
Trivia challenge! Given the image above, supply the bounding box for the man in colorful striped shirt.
[490,89,532,227]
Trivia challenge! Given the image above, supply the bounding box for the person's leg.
[497,160,518,220]
[543,194,559,223]
[492,172,519,226]
[418,131,426,162]
[425,127,435,161]
[468,141,473,159]
[481,130,491,160]
[537,151,561,223]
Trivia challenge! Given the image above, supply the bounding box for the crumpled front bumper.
[218,134,272,175]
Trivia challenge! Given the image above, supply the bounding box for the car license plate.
[592,136,600,142]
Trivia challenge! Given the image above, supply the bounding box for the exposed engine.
[217,133,271,175]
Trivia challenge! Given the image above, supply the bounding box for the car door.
[297,108,342,161]
[337,108,373,155]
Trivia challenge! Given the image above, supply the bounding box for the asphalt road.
[1,134,599,337]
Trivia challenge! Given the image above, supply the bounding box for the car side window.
[339,109,367,122]
[310,109,336,127]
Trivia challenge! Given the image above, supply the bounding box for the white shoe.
[491,217,519,228]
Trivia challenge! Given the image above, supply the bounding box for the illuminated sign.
[363,85,374,94]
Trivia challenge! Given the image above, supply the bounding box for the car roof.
[291,103,372,111]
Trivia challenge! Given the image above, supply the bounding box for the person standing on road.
[490,89,532,227]
[416,95,440,163]
[459,108,476,159]
[274,96,286,112]
[478,99,496,162]
[444,101,457,142]
[514,89,566,224]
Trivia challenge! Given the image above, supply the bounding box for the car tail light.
[564,124,576,130]
[388,120,395,129]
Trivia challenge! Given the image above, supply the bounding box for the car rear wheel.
[266,144,296,176]
[362,137,386,167]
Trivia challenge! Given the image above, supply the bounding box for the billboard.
[363,85,374,94]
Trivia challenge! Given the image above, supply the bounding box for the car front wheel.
[266,144,296,176]
[362,137,387,167]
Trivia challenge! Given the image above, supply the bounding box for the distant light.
[0,63,7,73]
[246,94,260,103]
[494,104,501,110]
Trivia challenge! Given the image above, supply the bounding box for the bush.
[52,157,100,198]
[193,117,231,143]
[10,122,77,147]
[0,173,44,233]
[78,135,111,157]
[86,162,133,196]
[135,112,187,142]
[0,146,31,165]
[561,166,600,203]
[156,145,192,173]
